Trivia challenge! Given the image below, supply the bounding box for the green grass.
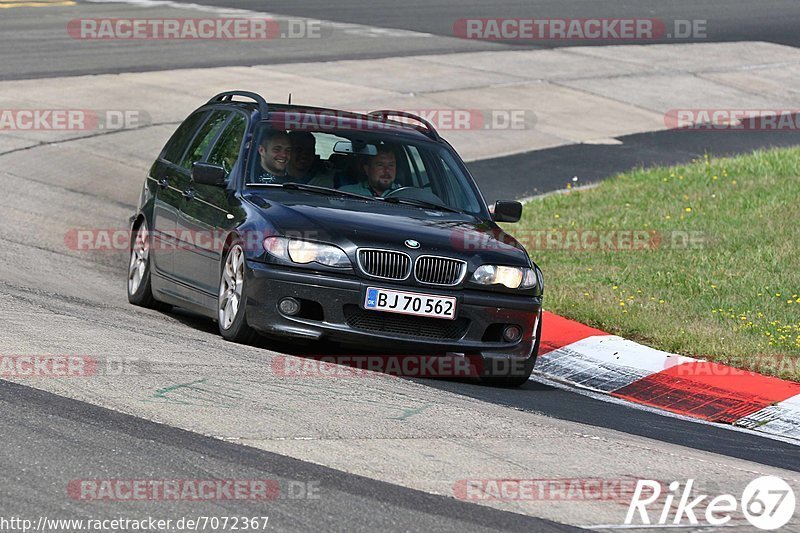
[510,147,800,380]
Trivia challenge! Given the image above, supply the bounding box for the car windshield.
[246,123,488,217]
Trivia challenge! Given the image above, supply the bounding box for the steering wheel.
[383,186,415,198]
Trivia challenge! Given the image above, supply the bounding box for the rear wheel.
[127,220,160,308]
[480,312,542,388]
[218,242,256,343]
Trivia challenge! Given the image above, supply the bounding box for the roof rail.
[207,91,269,117]
[367,110,440,141]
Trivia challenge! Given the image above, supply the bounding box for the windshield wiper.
[380,196,465,214]
[250,181,378,201]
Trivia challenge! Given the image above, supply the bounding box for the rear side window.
[207,113,247,175]
[162,111,206,164]
[180,110,230,171]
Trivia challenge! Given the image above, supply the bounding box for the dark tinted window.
[162,111,206,164]
[180,111,230,171]
[207,113,247,176]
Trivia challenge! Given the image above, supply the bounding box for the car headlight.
[264,237,350,268]
[472,265,537,289]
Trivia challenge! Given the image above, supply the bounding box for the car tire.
[218,241,257,344]
[127,219,163,309]
[480,311,542,388]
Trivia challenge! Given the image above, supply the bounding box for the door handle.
[182,189,196,200]
[158,178,169,189]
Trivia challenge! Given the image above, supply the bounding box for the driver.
[254,130,292,183]
[339,145,401,197]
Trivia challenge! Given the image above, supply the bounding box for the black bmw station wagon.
[128,91,543,386]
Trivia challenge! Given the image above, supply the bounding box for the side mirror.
[492,201,523,223]
[192,162,227,187]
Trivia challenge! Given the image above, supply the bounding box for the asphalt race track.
[182,0,800,48]
[1,1,799,531]
[4,0,800,79]
[0,380,572,532]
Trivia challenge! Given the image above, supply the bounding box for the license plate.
[364,287,457,320]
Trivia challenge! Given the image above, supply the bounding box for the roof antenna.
[288,93,292,105]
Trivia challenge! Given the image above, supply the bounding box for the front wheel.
[480,312,542,388]
[218,242,256,343]
[127,220,159,308]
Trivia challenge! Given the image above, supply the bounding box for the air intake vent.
[344,305,469,340]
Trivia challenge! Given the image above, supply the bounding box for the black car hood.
[257,200,531,266]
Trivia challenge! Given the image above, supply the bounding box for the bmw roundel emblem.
[405,239,420,249]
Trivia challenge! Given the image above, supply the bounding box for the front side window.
[436,151,482,214]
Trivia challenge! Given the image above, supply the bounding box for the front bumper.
[245,261,541,361]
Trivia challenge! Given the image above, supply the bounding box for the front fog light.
[502,325,522,342]
[279,297,301,316]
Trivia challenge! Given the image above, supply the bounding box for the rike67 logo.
[626,476,796,530]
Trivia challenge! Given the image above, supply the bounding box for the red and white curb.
[534,312,800,441]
